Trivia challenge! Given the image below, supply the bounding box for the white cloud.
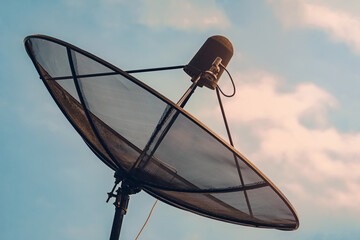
[137,0,230,30]
[209,70,360,211]
[268,0,360,54]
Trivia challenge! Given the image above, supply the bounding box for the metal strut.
[215,87,254,217]
[126,65,185,74]
[129,74,201,172]
[107,75,200,240]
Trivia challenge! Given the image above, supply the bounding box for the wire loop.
[217,64,236,98]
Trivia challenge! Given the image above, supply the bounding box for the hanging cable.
[135,200,158,240]
[217,64,236,98]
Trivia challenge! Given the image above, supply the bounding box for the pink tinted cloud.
[208,70,360,210]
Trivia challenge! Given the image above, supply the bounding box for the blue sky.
[1,0,360,239]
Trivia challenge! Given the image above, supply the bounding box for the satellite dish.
[24,35,299,240]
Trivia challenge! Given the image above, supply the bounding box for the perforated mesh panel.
[25,35,299,230]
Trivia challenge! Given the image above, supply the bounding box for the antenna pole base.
[109,180,140,240]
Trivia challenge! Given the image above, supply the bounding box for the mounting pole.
[108,179,141,240]
[109,182,130,240]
